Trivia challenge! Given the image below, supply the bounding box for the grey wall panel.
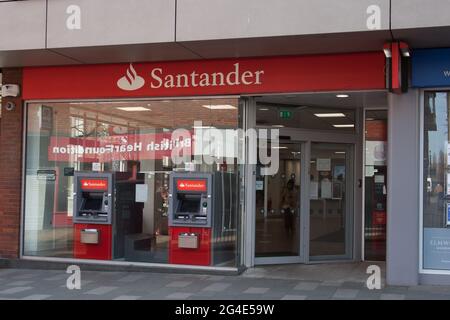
[0,0,46,50]
[392,0,450,29]
[50,43,201,65]
[177,0,390,41]
[392,26,450,49]
[179,31,391,59]
[47,0,175,48]
[0,50,81,68]
[386,90,420,286]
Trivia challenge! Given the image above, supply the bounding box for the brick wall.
[0,68,23,259]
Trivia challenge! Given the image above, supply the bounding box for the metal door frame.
[307,142,355,262]
[243,97,359,267]
[254,140,307,265]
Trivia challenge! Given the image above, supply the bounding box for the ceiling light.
[193,125,215,129]
[116,107,151,111]
[259,108,269,111]
[271,146,288,149]
[335,151,346,154]
[336,94,349,98]
[272,125,285,128]
[202,104,236,110]
[333,124,354,128]
[314,113,346,118]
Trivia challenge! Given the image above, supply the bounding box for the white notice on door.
[321,180,332,199]
[317,158,331,171]
[135,184,148,202]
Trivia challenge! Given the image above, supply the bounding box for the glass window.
[364,110,387,261]
[23,98,243,268]
[423,91,450,270]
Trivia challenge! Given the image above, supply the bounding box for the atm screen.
[82,197,103,211]
[179,198,200,213]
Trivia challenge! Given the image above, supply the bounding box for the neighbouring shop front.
[413,48,450,276]
[20,52,386,270]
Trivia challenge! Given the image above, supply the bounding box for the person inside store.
[281,179,298,237]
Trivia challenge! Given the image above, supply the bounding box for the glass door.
[309,143,354,260]
[254,142,304,264]
[254,141,354,264]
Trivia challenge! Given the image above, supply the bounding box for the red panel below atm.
[169,227,211,266]
[74,224,112,260]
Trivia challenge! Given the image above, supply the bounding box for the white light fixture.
[272,124,285,128]
[314,113,346,118]
[335,151,346,154]
[259,108,269,111]
[193,125,215,129]
[271,146,288,149]
[333,124,354,128]
[400,42,410,57]
[116,106,151,111]
[336,94,349,98]
[202,104,236,110]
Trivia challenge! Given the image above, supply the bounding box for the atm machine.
[168,173,212,265]
[73,172,114,260]
[168,172,236,266]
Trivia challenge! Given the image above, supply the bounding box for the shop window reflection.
[23,99,242,268]
[423,91,450,270]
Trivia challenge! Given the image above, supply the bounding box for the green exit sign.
[279,110,292,119]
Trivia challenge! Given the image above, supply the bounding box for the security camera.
[5,102,15,111]
[1,84,20,97]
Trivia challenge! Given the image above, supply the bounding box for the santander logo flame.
[117,63,145,91]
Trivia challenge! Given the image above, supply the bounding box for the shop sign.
[23,53,385,99]
[412,48,450,87]
[176,179,207,192]
[80,179,108,191]
[36,169,56,181]
[424,228,450,270]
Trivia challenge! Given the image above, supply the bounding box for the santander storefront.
[21,52,385,269]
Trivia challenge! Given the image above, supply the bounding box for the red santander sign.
[23,53,385,99]
[177,179,207,192]
[80,179,108,191]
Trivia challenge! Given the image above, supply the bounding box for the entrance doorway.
[254,141,354,264]
[246,91,387,266]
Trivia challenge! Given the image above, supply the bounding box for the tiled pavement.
[0,264,449,300]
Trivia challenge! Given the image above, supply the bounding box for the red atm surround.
[73,173,113,260]
[168,174,212,266]
[74,224,112,260]
[169,227,211,266]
